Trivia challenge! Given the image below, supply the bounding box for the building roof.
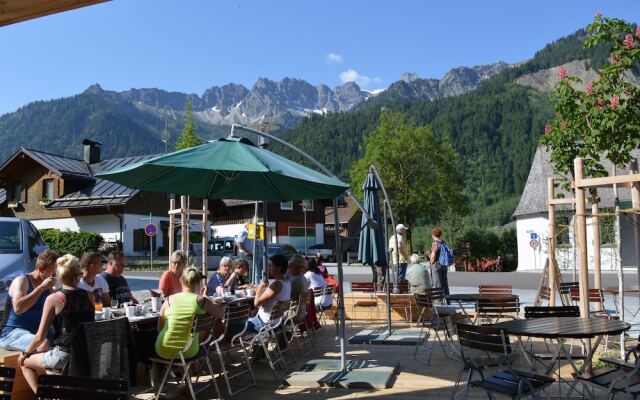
[46,154,160,209]
[513,147,639,218]
[0,148,93,180]
[325,197,361,225]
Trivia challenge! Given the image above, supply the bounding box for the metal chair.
[0,366,14,400]
[209,302,256,397]
[151,315,220,400]
[479,284,513,296]
[474,295,520,325]
[454,323,554,400]
[350,282,381,326]
[286,291,315,356]
[313,285,334,326]
[249,300,292,379]
[414,289,454,366]
[36,375,128,400]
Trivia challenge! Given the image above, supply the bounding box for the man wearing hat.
[287,254,310,323]
[389,223,410,284]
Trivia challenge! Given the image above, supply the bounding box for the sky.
[0,0,639,116]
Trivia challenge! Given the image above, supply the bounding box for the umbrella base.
[348,328,425,345]
[285,359,398,389]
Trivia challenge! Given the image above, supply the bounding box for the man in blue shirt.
[206,257,235,295]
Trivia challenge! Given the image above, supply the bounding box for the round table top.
[492,317,630,339]
[446,293,518,302]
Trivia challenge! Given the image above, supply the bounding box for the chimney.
[82,139,102,164]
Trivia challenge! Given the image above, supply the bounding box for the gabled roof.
[47,154,159,209]
[513,147,639,218]
[325,197,360,225]
[0,148,92,180]
[0,0,109,27]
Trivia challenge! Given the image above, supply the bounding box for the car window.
[28,222,44,247]
[224,240,234,251]
[0,221,22,254]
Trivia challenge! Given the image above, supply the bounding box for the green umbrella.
[96,137,349,201]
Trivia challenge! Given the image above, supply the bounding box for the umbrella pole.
[252,201,259,283]
[263,202,269,282]
[333,197,347,372]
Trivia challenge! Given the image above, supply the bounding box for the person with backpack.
[430,227,454,296]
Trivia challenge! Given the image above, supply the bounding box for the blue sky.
[0,0,638,116]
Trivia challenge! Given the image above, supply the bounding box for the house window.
[301,200,314,212]
[133,229,156,252]
[43,179,54,201]
[12,182,25,203]
[280,201,293,211]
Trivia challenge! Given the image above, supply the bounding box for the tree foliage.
[40,229,104,257]
[175,100,202,150]
[349,111,464,250]
[541,15,640,189]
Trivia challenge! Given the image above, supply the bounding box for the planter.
[7,202,19,209]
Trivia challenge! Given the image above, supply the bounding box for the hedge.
[40,229,104,258]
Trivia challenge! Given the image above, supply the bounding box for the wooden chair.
[209,302,256,397]
[558,282,579,306]
[395,280,409,294]
[414,289,453,366]
[569,288,616,318]
[455,323,554,400]
[479,284,512,296]
[350,282,381,325]
[150,315,220,400]
[35,375,127,400]
[538,287,551,305]
[0,366,14,400]
[474,295,520,325]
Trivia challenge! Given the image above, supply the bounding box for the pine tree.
[175,101,201,150]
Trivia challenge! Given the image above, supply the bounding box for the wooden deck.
[132,319,617,399]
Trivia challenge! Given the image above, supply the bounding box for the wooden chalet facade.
[0,140,226,256]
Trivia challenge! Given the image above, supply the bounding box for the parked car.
[192,236,237,271]
[307,244,335,261]
[267,243,298,259]
[0,217,47,306]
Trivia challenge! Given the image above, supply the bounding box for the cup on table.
[103,307,111,319]
[125,305,136,318]
[151,296,161,312]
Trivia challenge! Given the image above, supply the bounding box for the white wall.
[31,215,121,243]
[123,214,170,256]
[516,213,631,271]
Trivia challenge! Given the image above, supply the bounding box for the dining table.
[446,293,519,321]
[493,316,631,399]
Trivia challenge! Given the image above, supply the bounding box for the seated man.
[0,250,58,351]
[100,250,138,305]
[406,253,431,294]
[206,256,234,296]
[287,254,309,323]
[78,251,111,306]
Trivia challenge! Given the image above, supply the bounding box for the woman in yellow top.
[155,267,223,360]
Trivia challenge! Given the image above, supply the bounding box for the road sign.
[530,232,538,240]
[530,239,539,249]
[145,223,158,237]
[139,216,152,221]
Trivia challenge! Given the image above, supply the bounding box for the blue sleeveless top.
[2,274,49,333]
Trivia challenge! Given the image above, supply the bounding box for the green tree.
[350,111,465,251]
[175,100,202,150]
[540,15,640,189]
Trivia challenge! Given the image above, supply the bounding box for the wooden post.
[168,197,175,256]
[574,158,589,318]
[591,197,602,311]
[201,199,208,278]
[631,159,640,296]
[180,195,187,253]
[547,178,557,306]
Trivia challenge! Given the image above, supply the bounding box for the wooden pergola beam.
[547,198,576,205]
[576,173,640,188]
[0,0,109,27]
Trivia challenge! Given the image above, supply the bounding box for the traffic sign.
[530,232,538,240]
[145,223,158,237]
[529,239,539,249]
[139,216,152,221]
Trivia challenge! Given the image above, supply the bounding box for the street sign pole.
[150,212,153,270]
[145,216,158,271]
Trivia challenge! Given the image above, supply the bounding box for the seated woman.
[304,259,332,309]
[155,267,224,360]
[159,251,187,297]
[19,254,95,393]
[206,257,233,296]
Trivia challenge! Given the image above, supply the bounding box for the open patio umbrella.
[96,137,348,201]
[358,172,393,333]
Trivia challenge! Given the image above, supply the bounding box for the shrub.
[40,229,104,258]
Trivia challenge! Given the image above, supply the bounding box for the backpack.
[437,240,455,267]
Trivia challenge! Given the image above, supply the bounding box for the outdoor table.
[446,293,519,320]
[493,317,630,399]
[603,286,640,318]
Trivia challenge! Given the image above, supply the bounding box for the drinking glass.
[94,300,103,312]
[111,299,119,309]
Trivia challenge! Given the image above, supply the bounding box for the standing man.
[78,251,111,306]
[236,220,263,283]
[429,227,450,295]
[0,250,58,351]
[101,250,138,305]
[389,224,410,285]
